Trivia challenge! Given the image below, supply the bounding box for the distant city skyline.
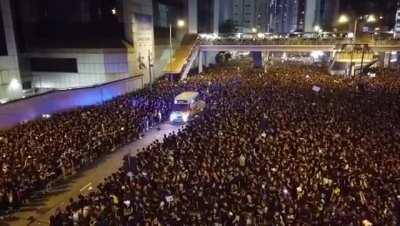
[214,0,339,33]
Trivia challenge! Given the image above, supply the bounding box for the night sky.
[340,0,399,26]
[341,0,398,14]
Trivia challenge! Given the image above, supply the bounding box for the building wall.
[213,0,220,34]
[395,9,400,38]
[297,0,306,31]
[232,0,244,31]
[196,0,213,33]
[0,76,143,129]
[305,0,316,32]
[0,0,159,101]
[23,49,133,89]
[305,0,338,32]
[242,0,256,31]
[324,0,339,30]
[255,0,268,32]
[269,0,299,33]
[226,0,301,34]
[0,0,22,101]
[232,0,258,33]
[153,44,173,80]
[219,0,233,24]
[188,0,198,33]
[289,0,300,32]
[123,0,154,85]
[213,0,270,33]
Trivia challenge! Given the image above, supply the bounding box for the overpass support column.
[262,51,270,72]
[198,51,204,74]
[384,52,391,68]
[251,51,262,68]
[330,51,336,61]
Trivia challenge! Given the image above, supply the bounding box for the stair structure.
[329,44,378,76]
[163,34,199,80]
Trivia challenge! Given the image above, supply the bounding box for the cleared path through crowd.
[1,123,181,226]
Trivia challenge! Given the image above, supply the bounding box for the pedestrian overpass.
[163,36,400,79]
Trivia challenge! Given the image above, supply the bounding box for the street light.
[313,25,322,33]
[252,27,257,33]
[337,14,377,76]
[338,15,349,24]
[177,19,185,27]
[366,15,377,23]
[169,19,186,69]
[257,33,264,39]
[337,14,377,41]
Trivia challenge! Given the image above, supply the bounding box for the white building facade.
[0,0,158,101]
[0,0,22,101]
[24,48,135,89]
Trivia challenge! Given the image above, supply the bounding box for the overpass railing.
[199,38,400,46]
[164,34,199,74]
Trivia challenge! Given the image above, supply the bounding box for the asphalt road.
[1,123,181,226]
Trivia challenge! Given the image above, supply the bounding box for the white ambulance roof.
[175,92,199,102]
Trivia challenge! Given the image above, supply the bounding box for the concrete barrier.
[0,75,143,130]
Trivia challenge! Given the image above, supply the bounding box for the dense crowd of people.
[41,64,400,225]
[0,79,190,215]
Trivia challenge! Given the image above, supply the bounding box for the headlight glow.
[182,112,189,122]
[169,112,177,122]
[169,112,190,123]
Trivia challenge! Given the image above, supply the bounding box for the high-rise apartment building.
[395,8,400,38]
[229,0,270,33]
[268,0,300,33]
[255,0,269,32]
[297,0,306,32]
[232,0,255,32]
[220,0,233,25]
[304,0,339,32]
[222,0,302,34]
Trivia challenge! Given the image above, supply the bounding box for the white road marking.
[79,182,92,192]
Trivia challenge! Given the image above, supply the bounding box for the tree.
[219,20,237,34]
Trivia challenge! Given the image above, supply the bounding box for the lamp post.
[338,14,376,76]
[148,49,153,92]
[353,19,358,40]
[169,19,186,69]
[337,14,377,41]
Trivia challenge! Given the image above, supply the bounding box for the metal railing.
[199,37,400,46]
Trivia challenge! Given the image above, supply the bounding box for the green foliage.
[219,20,237,34]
